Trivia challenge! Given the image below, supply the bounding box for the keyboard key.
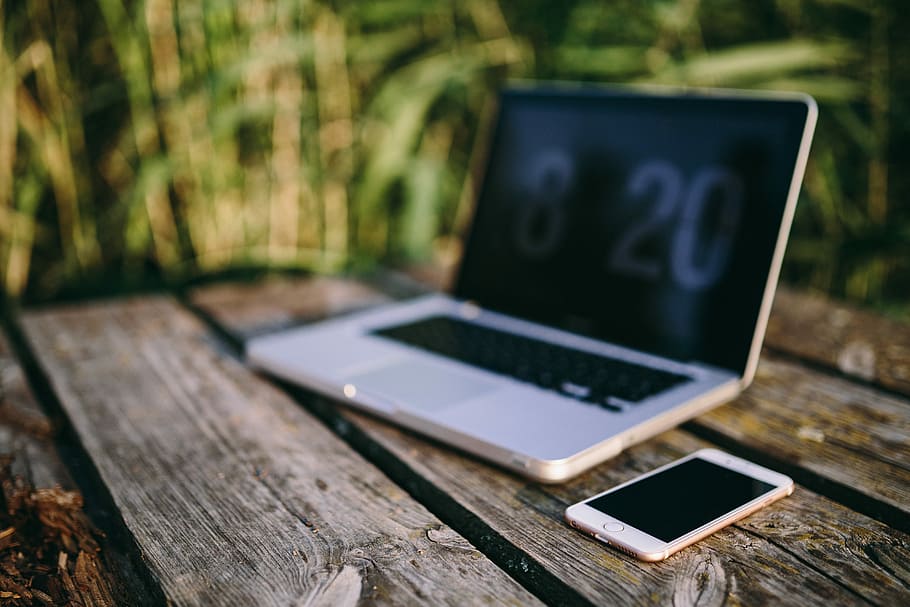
[559,381,591,399]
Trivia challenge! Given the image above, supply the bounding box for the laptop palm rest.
[344,359,497,414]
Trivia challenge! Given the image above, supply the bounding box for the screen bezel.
[564,448,794,561]
[453,83,817,380]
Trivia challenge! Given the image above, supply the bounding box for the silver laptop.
[248,84,817,482]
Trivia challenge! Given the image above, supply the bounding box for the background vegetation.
[1,0,907,314]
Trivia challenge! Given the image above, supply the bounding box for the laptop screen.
[455,85,813,375]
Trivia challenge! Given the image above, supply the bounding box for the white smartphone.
[564,448,793,562]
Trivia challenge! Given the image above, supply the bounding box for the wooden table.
[1,272,908,605]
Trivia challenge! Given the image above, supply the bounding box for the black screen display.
[587,458,774,542]
[455,86,811,373]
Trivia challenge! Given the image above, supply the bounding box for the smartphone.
[564,448,793,562]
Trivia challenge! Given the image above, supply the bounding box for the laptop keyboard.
[371,316,692,412]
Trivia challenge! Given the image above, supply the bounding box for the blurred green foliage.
[1,0,907,314]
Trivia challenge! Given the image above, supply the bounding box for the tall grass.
[1,0,907,313]
[0,0,526,297]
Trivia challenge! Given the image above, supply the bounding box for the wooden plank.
[191,278,910,606]
[0,332,118,606]
[766,287,910,395]
[21,297,541,606]
[693,354,910,522]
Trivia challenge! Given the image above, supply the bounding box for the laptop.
[248,84,817,482]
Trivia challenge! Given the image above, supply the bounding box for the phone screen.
[586,458,774,542]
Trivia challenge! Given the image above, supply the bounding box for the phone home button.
[603,522,625,532]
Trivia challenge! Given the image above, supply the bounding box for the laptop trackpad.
[344,360,496,413]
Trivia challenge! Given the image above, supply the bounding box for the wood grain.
[191,277,910,606]
[694,354,910,519]
[766,287,910,395]
[21,297,540,606]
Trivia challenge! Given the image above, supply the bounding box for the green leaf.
[645,39,856,86]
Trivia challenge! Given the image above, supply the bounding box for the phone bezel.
[564,448,794,561]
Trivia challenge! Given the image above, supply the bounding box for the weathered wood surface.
[765,287,910,396]
[0,332,118,606]
[21,297,540,606]
[694,354,910,521]
[191,276,910,521]
[191,277,910,606]
[346,413,910,607]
